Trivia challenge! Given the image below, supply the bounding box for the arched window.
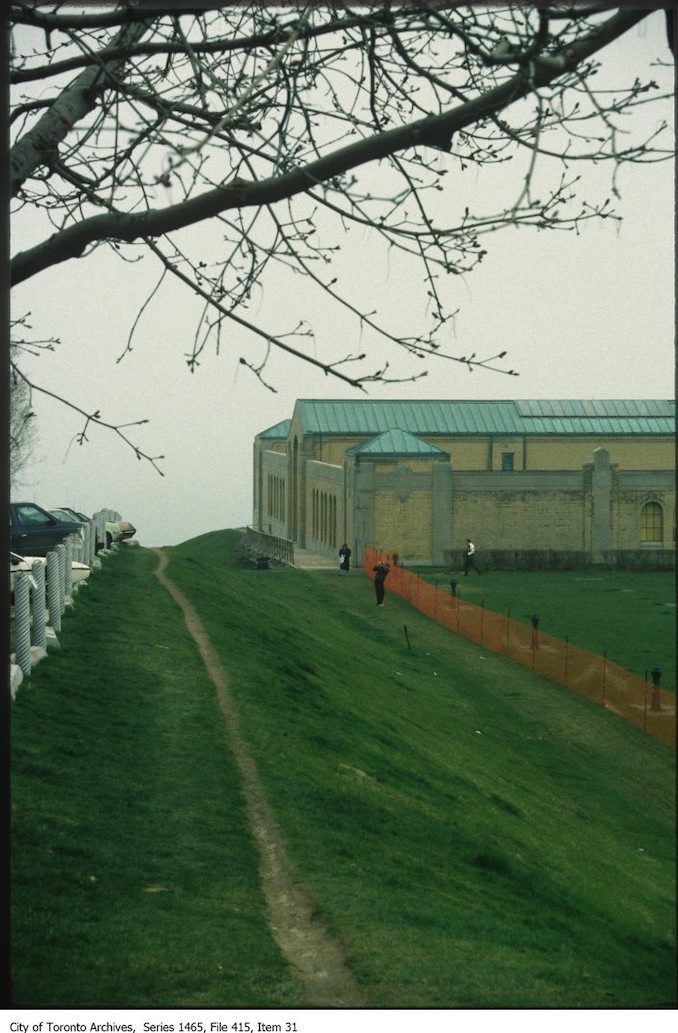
[640,501,663,545]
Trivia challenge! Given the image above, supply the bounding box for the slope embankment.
[153,547,366,1007]
[10,533,676,1007]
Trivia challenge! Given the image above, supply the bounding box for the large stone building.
[252,399,675,568]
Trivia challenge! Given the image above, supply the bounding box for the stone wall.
[442,548,675,571]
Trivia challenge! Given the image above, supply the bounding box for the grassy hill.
[415,566,676,691]
[10,530,676,1007]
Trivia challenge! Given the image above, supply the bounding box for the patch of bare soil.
[153,549,365,1007]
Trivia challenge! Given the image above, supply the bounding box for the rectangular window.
[641,502,663,544]
[501,452,515,471]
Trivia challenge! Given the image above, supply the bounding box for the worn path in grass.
[152,548,365,1008]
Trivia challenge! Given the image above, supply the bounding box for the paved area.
[292,547,339,570]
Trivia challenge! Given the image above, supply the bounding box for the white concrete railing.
[9,508,124,699]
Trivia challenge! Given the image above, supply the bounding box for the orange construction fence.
[364,549,676,749]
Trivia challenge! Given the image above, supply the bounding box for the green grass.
[10,547,300,1008]
[11,533,676,1008]
[416,568,676,691]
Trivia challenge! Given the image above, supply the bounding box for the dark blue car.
[10,501,84,557]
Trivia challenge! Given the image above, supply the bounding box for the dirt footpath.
[153,549,365,1008]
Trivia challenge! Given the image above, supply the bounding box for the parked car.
[49,508,102,552]
[106,519,136,546]
[51,507,137,549]
[10,502,84,557]
[10,551,91,593]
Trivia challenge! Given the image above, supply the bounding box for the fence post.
[98,511,107,549]
[74,528,85,564]
[530,615,540,659]
[64,537,73,600]
[564,635,569,680]
[14,572,32,678]
[31,560,47,653]
[88,519,98,565]
[56,543,67,614]
[47,551,62,633]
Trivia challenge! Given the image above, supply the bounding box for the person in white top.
[463,538,481,575]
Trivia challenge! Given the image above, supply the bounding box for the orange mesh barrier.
[364,549,675,749]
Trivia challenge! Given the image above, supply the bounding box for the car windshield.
[61,508,85,520]
[16,504,53,526]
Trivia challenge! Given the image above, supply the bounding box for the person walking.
[463,538,481,575]
[339,543,351,574]
[373,561,390,605]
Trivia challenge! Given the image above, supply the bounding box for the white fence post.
[64,536,74,599]
[56,543,67,614]
[71,529,83,564]
[96,511,107,549]
[46,551,62,633]
[31,560,47,653]
[11,506,127,700]
[86,519,96,565]
[14,573,32,678]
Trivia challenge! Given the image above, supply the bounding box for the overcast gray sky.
[10,11,675,548]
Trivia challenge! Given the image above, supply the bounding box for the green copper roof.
[294,399,674,437]
[346,428,448,457]
[257,418,291,439]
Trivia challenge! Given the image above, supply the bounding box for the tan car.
[105,519,137,547]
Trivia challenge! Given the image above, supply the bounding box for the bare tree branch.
[9,6,653,286]
[9,1,673,470]
[10,17,155,196]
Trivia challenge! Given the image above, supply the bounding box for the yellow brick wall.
[490,440,525,471]
[452,489,585,552]
[526,437,674,470]
[615,490,676,549]
[259,453,288,537]
[374,489,433,562]
[304,463,342,550]
[306,435,358,465]
[301,432,673,474]
[372,458,438,475]
[257,412,674,560]
[427,437,487,469]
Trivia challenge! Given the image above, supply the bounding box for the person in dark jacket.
[339,543,351,574]
[373,561,390,605]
